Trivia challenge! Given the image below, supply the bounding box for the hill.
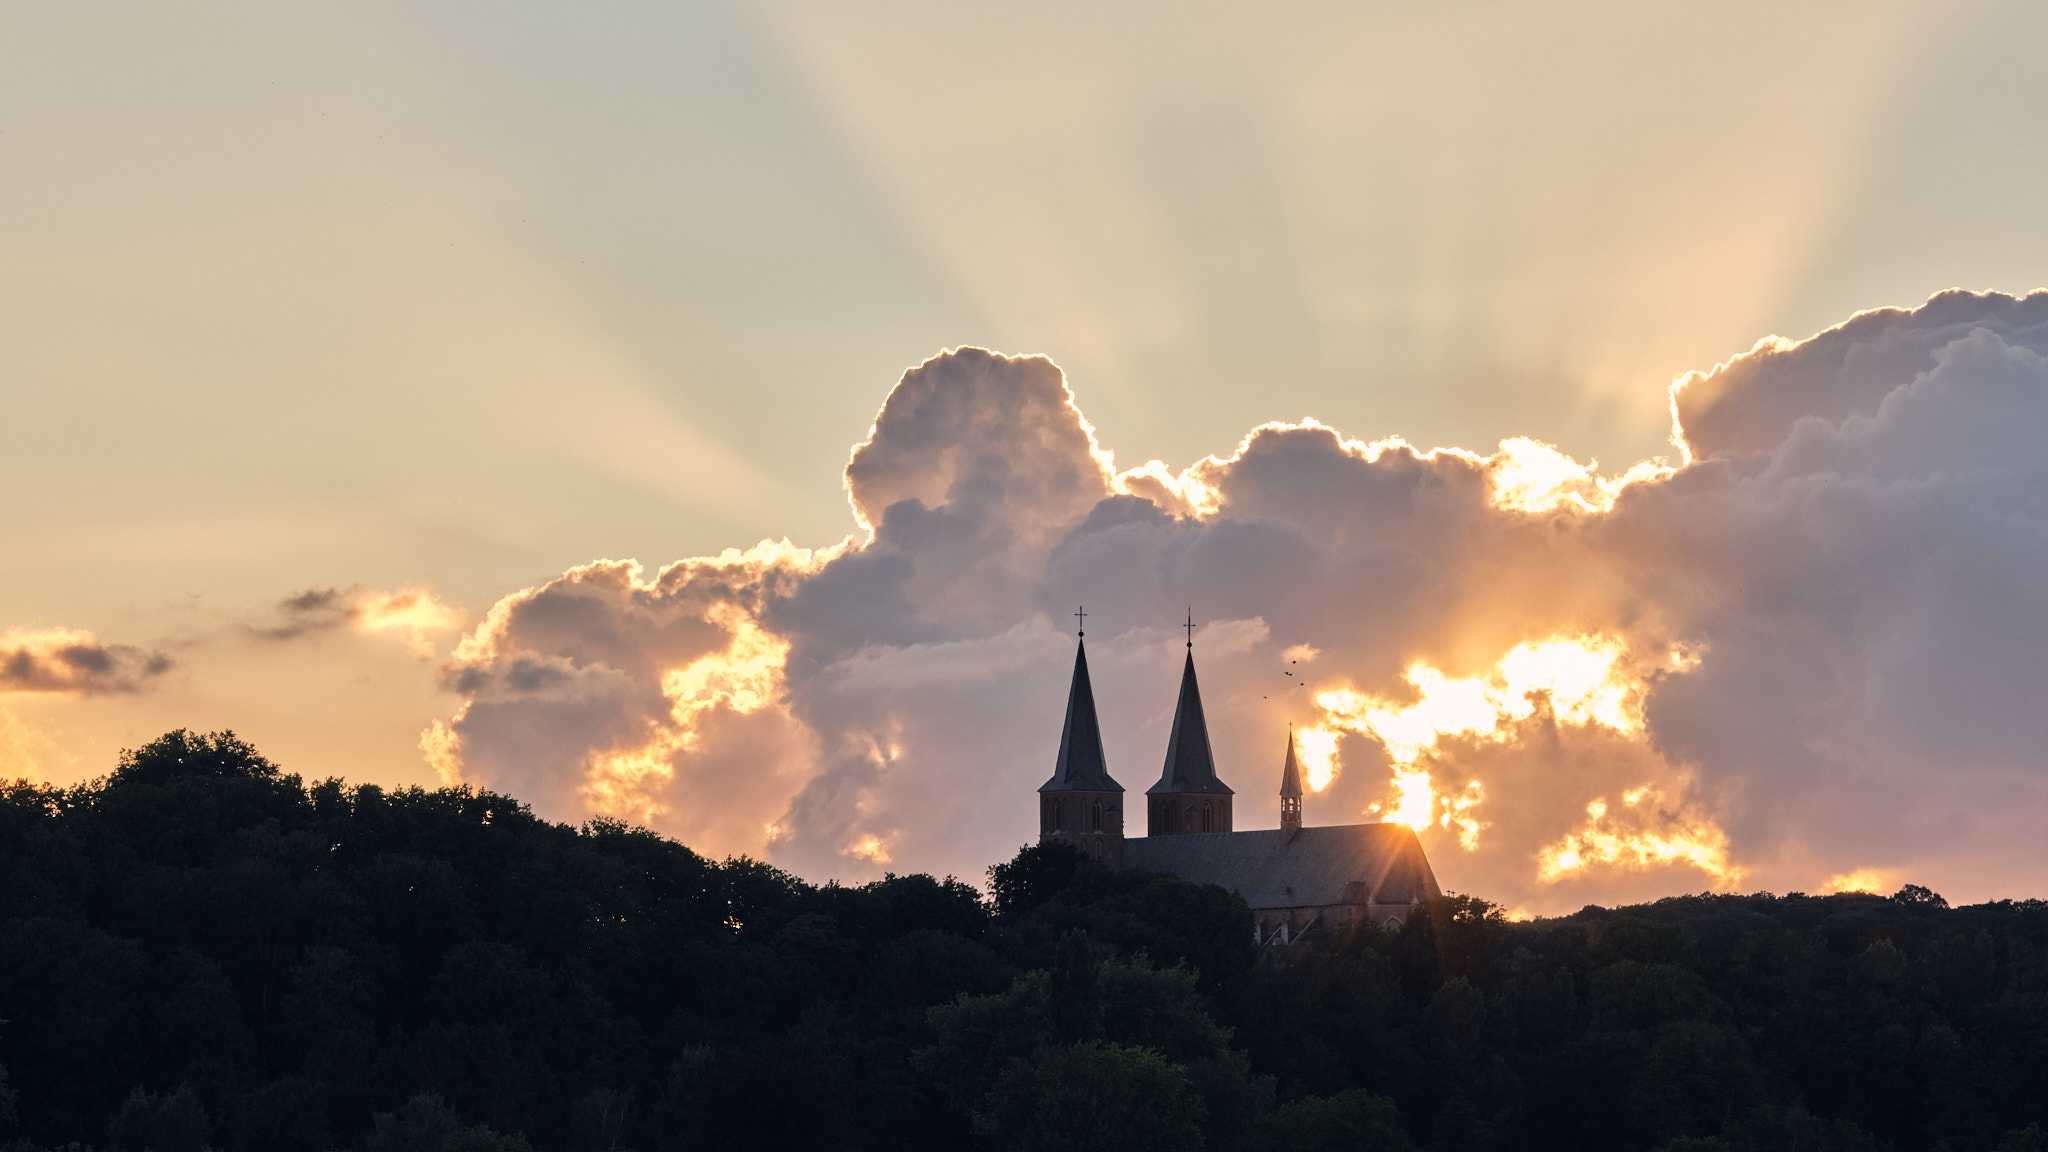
[2,730,2045,1151]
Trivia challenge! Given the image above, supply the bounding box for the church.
[1037,616,1441,945]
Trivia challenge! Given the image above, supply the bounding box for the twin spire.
[1042,631,1120,793]
[1041,608,1295,835]
[1150,645,1232,797]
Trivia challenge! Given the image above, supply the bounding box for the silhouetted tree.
[1254,1089,1416,1152]
[987,840,1088,922]
[5,730,2048,1152]
[107,1085,210,1152]
[977,1041,1203,1152]
[365,1094,534,1152]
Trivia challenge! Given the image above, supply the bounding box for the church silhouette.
[1038,613,1440,946]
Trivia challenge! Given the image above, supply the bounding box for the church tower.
[1038,611,1123,861]
[1146,611,1234,835]
[1279,729,1304,835]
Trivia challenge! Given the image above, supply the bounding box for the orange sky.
[8,4,2048,912]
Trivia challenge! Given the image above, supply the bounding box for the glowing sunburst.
[1311,634,1657,848]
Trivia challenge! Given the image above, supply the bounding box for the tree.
[568,1088,634,1152]
[113,729,280,785]
[1892,884,1949,909]
[1657,1104,1881,1152]
[923,952,1264,1151]
[978,1042,1204,1152]
[15,729,2048,1152]
[107,1085,210,1152]
[988,841,1088,922]
[1254,1090,1416,1152]
[1998,1125,2048,1152]
[365,1094,536,1152]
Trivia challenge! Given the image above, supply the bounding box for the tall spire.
[1279,729,1304,834]
[1041,633,1120,793]
[1148,645,1233,797]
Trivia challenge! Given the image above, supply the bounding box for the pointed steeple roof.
[1041,636,1121,793]
[1149,648,1233,796]
[1279,730,1303,798]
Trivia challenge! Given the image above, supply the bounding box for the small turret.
[1279,729,1304,836]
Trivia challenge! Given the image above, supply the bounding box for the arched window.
[1090,801,1102,832]
[1053,798,1064,830]
[1184,805,1198,832]
[1200,803,1213,832]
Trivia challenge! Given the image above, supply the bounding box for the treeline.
[2,731,2046,1151]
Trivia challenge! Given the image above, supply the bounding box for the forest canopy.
[2,730,2046,1151]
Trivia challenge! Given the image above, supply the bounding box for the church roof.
[1121,824,1440,911]
[1040,636,1122,793]
[1147,649,1233,796]
[1279,731,1304,798]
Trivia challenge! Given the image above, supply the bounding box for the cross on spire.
[1184,606,1196,649]
[1074,605,1087,638]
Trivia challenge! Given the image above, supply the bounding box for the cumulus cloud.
[0,629,172,696]
[426,546,821,851]
[432,296,2048,910]
[1671,289,2048,463]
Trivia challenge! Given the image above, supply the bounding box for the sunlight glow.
[1319,634,1645,767]
[1536,786,1742,888]
[1312,634,1658,849]
[581,603,791,823]
[0,706,51,782]
[419,718,463,787]
[1363,774,1485,849]
[353,589,460,656]
[1115,458,1221,517]
[1824,867,1897,895]
[1293,725,1340,792]
[1487,437,1675,515]
[845,832,894,866]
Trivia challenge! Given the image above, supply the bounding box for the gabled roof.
[1148,649,1233,796]
[1121,824,1441,912]
[1279,731,1304,798]
[1040,637,1122,793]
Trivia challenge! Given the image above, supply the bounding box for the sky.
[7,2,2048,914]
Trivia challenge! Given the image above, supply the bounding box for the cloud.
[1616,305,2048,893]
[0,629,172,696]
[1670,289,2048,463]
[257,585,460,655]
[432,295,2048,910]
[429,547,822,854]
